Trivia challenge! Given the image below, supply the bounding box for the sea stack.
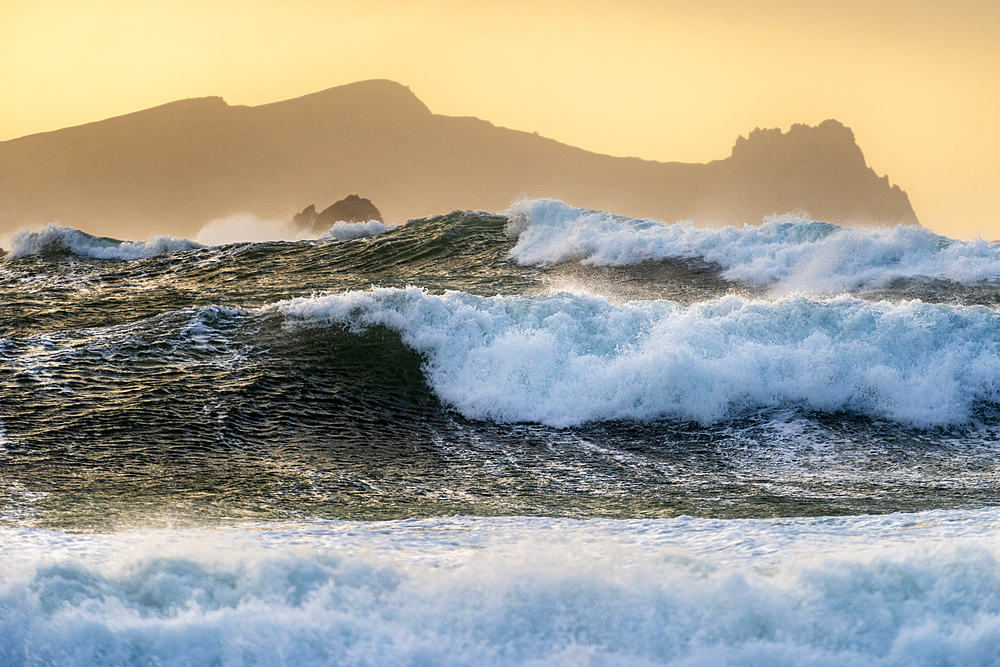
[293,195,383,232]
[317,195,383,226]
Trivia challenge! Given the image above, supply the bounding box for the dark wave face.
[3,202,1000,529]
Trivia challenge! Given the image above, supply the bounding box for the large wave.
[2,510,1000,667]
[275,287,1000,427]
[7,223,202,260]
[504,199,1000,292]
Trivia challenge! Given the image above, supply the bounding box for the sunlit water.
[2,200,1000,665]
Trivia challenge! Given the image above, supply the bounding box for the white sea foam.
[319,219,398,241]
[1,509,999,666]
[504,199,1000,292]
[275,287,1000,427]
[7,223,202,260]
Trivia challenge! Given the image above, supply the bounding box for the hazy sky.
[2,0,997,239]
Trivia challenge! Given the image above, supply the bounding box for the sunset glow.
[2,0,997,238]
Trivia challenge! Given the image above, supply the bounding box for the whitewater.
[2,199,1000,666]
[4,511,1000,666]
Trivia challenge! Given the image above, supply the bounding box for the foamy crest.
[2,510,1000,666]
[8,223,201,260]
[276,287,1000,427]
[319,220,398,241]
[503,199,1000,291]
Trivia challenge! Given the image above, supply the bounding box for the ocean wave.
[2,510,1000,667]
[275,287,1000,427]
[7,223,202,260]
[319,220,398,241]
[504,199,1000,292]
[3,305,254,393]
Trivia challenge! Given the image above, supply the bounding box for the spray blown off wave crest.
[275,287,1000,427]
[504,199,1000,292]
[7,223,202,260]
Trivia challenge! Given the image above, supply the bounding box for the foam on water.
[7,223,202,260]
[504,199,1000,292]
[275,287,1000,427]
[319,219,398,241]
[2,510,999,666]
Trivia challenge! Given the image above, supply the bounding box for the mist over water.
[2,199,1000,665]
[194,213,307,245]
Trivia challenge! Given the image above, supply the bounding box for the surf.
[275,287,1000,427]
[2,510,1000,666]
[505,199,1000,293]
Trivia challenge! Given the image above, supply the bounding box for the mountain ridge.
[0,80,918,239]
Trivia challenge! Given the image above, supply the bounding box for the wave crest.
[319,220,398,241]
[503,199,1000,292]
[275,287,1000,427]
[8,223,202,260]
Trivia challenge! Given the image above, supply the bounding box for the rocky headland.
[0,80,918,239]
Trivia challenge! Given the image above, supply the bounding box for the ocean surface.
[2,198,1000,665]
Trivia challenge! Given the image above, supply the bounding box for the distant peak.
[330,79,415,94]
[258,79,431,115]
[731,119,865,166]
[144,96,229,111]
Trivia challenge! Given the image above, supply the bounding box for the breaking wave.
[320,220,398,241]
[504,199,1000,292]
[7,223,202,260]
[275,287,1000,427]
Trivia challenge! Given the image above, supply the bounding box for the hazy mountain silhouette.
[0,79,917,240]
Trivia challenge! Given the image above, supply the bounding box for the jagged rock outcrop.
[293,196,383,232]
[0,79,918,239]
[291,204,317,229]
[705,120,916,226]
[316,195,382,226]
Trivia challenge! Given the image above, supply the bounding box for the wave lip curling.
[276,287,1000,427]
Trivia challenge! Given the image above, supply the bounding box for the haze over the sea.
[2,0,997,240]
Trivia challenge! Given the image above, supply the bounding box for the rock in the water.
[315,195,383,227]
[292,204,318,229]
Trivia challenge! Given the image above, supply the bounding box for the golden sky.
[2,0,997,239]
